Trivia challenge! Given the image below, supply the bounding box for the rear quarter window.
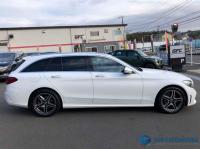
[21,57,62,72]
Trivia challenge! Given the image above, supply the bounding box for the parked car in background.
[108,50,163,69]
[0,52,22,80]
[4,53,196,116]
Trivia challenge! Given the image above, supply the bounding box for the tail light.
[5,77,18,84]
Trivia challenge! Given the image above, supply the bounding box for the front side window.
[62,56,88,71]
[128,51,139,59]
[89,56,124,72]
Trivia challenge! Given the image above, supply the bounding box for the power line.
[128,0,190,27]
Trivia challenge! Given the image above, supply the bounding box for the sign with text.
[170,45,185,59]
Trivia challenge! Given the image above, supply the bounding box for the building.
[0,24,127,53]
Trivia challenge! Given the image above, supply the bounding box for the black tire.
[145,63,156,69]
[30,89,62,117]
[155,87,186,114]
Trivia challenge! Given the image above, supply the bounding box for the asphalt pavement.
[0,73,200,149]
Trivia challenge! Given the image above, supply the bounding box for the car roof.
[23,52,111,61]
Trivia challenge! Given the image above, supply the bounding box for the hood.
[0,61,10,67]
[141,68,191,81]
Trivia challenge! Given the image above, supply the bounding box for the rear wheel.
[156,87,186,114]
[30,89,62,117]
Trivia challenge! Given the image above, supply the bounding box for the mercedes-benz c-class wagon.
[4,53,196,116]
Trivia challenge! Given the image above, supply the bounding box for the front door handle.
[95,75,104,78]
[51,75,61,79]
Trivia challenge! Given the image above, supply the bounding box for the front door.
[89,56,143,105]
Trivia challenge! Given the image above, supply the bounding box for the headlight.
[183,80,194,88]
[155,59,159,63]
[0,66,8,72]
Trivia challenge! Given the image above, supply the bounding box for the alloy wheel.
[161,89,184,113]
[33,93,57,116]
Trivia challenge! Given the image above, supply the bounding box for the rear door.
[44,56,93,105]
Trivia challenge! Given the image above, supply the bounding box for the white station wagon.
[4,53,196,116]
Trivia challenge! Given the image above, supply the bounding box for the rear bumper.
[4,85,28,108]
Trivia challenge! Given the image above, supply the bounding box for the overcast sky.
[0,0,200,32]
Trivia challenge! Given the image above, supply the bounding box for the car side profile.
[109,50,163,69]
[4,53,196,116]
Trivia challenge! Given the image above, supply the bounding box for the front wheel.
[30,89,62,117]
[156,87,186,114]
[145,63,156,69]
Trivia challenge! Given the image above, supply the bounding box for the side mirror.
[122,67,133,74]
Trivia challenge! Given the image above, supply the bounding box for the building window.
[0,42,7,46]
[85,47,98,52]
[90,31,99,37]
[104,29,108,33]
[104,45,116,53]
[113,29,122,35]
[74,35,83,40]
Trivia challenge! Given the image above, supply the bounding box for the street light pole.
[118,16,126,49]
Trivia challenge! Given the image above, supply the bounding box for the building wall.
[0,31,9,52]
[7,28,72,53]
[0,25,126,53]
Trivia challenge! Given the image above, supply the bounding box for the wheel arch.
[154,85,188,107]
[28,87,63,109]
[144,62,156,68]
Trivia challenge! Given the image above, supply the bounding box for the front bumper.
[155,63,163,69]
[186,86,197,106]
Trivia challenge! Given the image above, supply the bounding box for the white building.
[0,24,127,53]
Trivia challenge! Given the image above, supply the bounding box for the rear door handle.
[51,75,61,79]
[95,75,104,78]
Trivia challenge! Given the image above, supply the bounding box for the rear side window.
[46,57,62,71]
[62,56,88,71]
[22,57,62,72]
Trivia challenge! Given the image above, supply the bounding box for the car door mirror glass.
[122,67,133,74]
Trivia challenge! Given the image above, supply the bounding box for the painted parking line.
[186,62,200,65]
[184,74,200,81]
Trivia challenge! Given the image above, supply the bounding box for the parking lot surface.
[0,73,200,149]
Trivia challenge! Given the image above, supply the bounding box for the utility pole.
[118,16,126,49]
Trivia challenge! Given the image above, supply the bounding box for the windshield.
[137,50,148,57]
[0,53,15,63]
[0,62,9,67]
